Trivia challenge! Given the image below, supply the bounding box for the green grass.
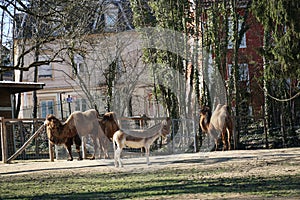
[0,166,299,200]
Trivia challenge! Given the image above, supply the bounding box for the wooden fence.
[0,117,47,163]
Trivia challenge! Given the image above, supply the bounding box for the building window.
[73,54,85,75]
[75,98,88,111]
[228,63,249,81]
[228,19,246,49]
[105,4,118,31]
[38,56,52,78]
[40,100,54,118]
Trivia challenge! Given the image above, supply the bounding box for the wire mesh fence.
[2,115,299,163]
[0,117,198,162]
[0,118,48,162]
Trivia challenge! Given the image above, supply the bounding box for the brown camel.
[99,112,120,141]
[97,112,120,158]
[200,104,236,151]
[45,114,83,161]
[45,109,108,161]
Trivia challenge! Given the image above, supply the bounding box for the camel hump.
[46,114,57,120]
[223,104,230,111]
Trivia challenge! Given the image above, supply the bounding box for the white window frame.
[38,55,52,79]
[75,98,88,112]
[228,19,247,49]
[105,4,118,30]
[40,100,54,118]
[228,63,249,82]
[73,54,85,75]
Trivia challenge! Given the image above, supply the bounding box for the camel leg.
[81,136,87,159]
[227,128,232,150]
[74,135,83,160]
[214,139,218,151]
[90,136,98,160]
[48,141,54,162]
[221,128,227,151]
[65,138,73,161]
[102,138,109,159]
[99,136,109,159]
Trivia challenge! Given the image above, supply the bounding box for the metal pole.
[68,95,71,115]
[1,117,7,163]
[60,92,64,119]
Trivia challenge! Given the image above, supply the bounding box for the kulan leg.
[113,141,118,167]
[145,146,151,165]
[115,147,123,167]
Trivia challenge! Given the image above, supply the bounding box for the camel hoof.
[67,158,73,161]
[78,157,83,161]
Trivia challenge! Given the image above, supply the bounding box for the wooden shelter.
[0,81,45,118]
[0,81,45,163]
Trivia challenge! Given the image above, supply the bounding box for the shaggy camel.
[200,104,236,151]
[45,114,83,161]
[113,117,171,167]
[45,109,108,160]
[99,112,120,141]
[97,112,120,158]
[71,109,109,159]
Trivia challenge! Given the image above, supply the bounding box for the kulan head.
[161,117,172,137]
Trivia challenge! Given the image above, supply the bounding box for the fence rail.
[0,118,47,163]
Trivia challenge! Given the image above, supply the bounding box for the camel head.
[99,112,120,140]
[199,106,212,133]
[45,114,64,139]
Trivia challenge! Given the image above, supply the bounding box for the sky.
[0,0,27,48]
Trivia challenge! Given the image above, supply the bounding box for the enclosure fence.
[0,117,198,163]
[2,116,299,163]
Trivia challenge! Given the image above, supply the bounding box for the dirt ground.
[0,148,299,199]
[0,148,299,176]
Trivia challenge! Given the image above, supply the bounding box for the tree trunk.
[263,27,270,149]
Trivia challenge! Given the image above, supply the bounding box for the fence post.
[0,117,7,163]
[193,119,198,152]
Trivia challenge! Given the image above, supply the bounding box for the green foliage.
[129,0,157,27]
[130,0,192,118]
[251,0,300,79]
